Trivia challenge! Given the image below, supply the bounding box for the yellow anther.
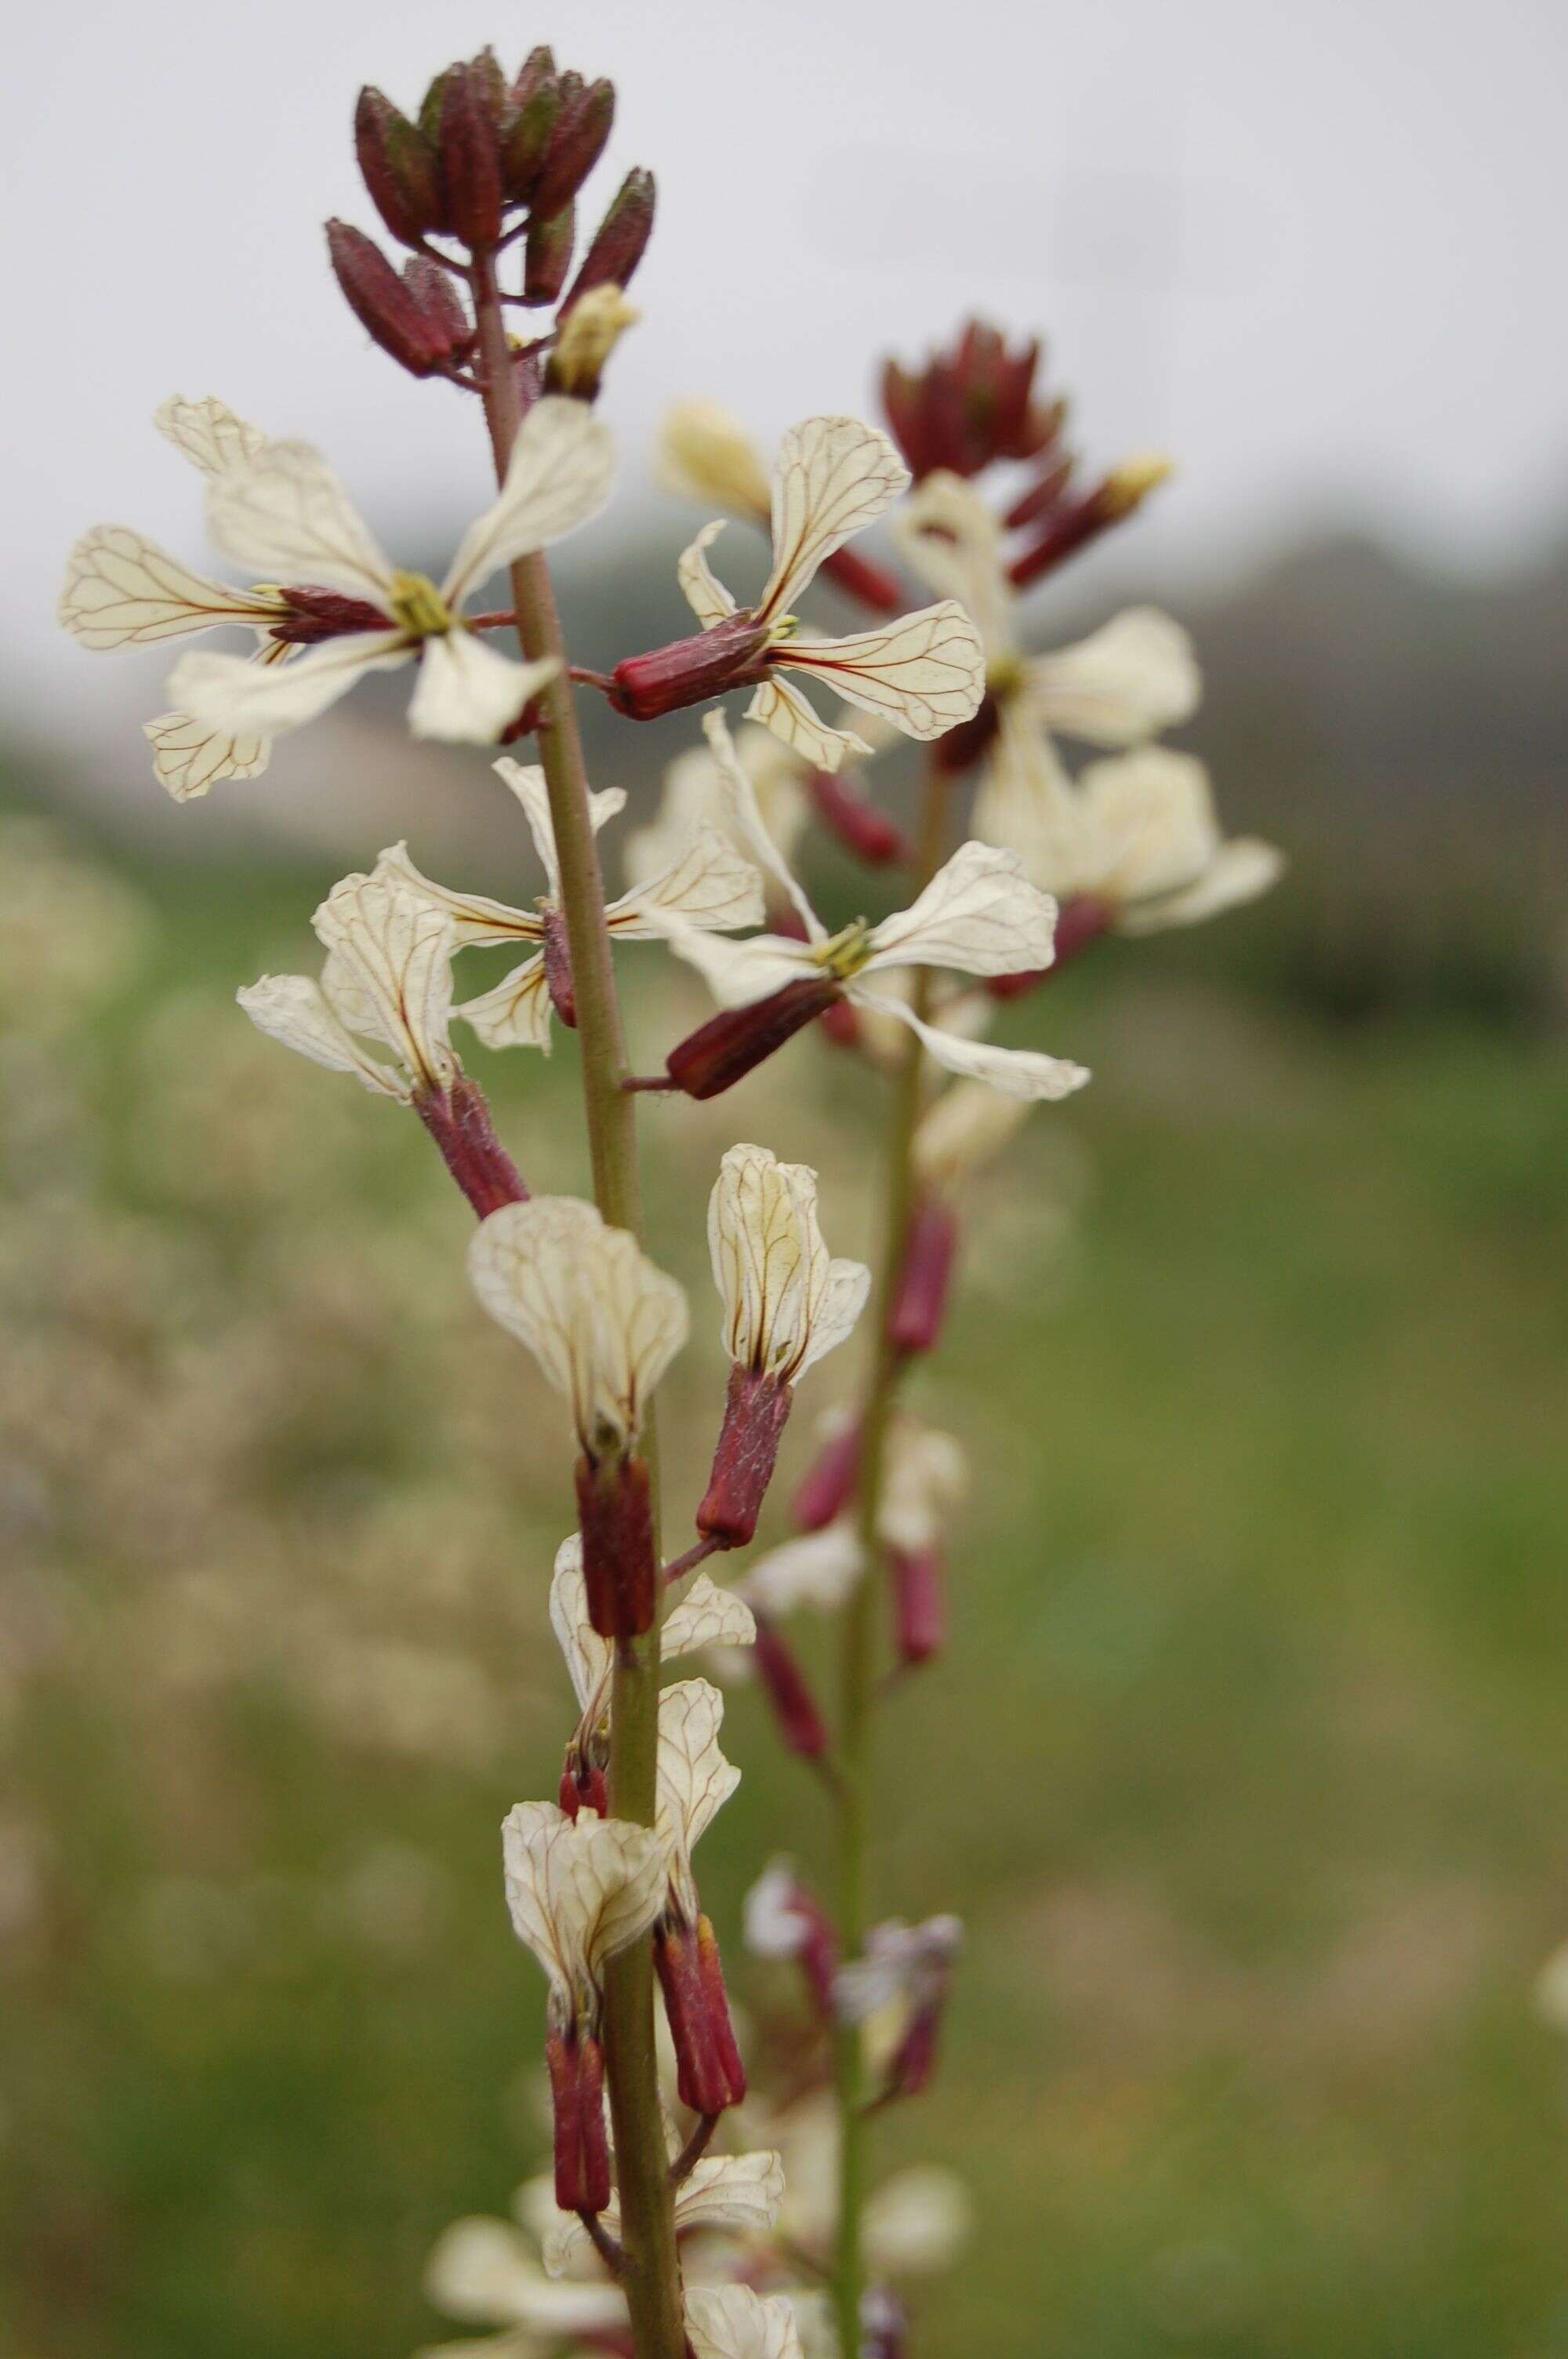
[388,570,454,638]
[814,918,874,980]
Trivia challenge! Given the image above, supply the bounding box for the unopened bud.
[698,1366,795,1549]
[325,220,454,377]
[575,1452,657,1639]
[401,257,474,360]
[793,1417,861,1530]
[503,54,561,202]
[541,906,577,1027]
[524,202,576,305]
[564,168,656,314]
[545,2028,611,2212]
[611,618,773,723]
[1102,450,1174,514]
[545,285,639,402]
[753,1618,829,1759]
[886,1196,958,1356]
[466,45,508,125]
[354,87,445,248]
[655,1917,746,2115]
[663,975,844,1100]
[1010,456,1173,590]
[439,64,504,249]
[889,1543,945,1667]
[414,1076,529,1218]
[806,768,909,866]
[532,75,616,220]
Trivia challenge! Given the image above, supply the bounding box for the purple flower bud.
[523,202,576,305]
[753,1619,829,1760]
[503,53,561,202]
[353,87,445,249]
[563,168,657,313]
[793,1418,861,1531]
[889,1543,945,1667]
[655,1916,746,2115]
[532,75,615,219]
[886,1195,958,1356]
[438,63,504,249]
[806,767,909,866]
[325,220,455,377]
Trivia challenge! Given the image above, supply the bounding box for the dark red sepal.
[575,1452,656,1639]
[697,1367,794,1548]
[655,1917,746,2116]
[889,1544,945,1667]
[415,1077,529,1218]
[609,618,773,722]
[885,1195,958,1356]
[664,976,844,1100]
[546,2028,611,2212]
[542,906,578,1029]
[806,769,909,866]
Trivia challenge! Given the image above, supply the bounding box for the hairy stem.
[471,254,685,2359]
[833,758,951,2358]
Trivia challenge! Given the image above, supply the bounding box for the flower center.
[388,569,455,638]
[986,652,1027,703]
[814,918,873,981]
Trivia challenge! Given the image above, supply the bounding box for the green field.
[3,811,1566,2359]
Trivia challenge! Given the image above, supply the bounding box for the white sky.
[8,0,1567,747]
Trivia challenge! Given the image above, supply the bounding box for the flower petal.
[866,840,1056,977]
[862,2165,974,2277]
[143,711,270,801]
[970,704,1083,890]
[654,922,821,1010]
[493,758,623,897]
[442,397,615,608]
[1025,606,1200,747]
[677,520,739,628]
[542,2150,784,2281]
[707,1143,868,1382]
[758,416,909,623]
[153,393,269,478]
[656,1678,740,1917]
[423,2214,627,2335]
[738,1525,866,1617]
[169,631,409,737]
[408,635,558,744]
[59,526,280,649]
[624,725,808,890]
[501,1800,667,2003]
[685,2284,804,2359]
[779,601,985,743]
[745,673,872,775]
[456,954,554,1052]
[312,872,458,1092]
[889,469,1015,656]
[658,401,772,522]
[372,840,542,948]
[701,711,825,936]
[850,990,1091,1101]
[1118,835,1285,933]
[607,826,764,939]
[205,440,397,602]
[236,972,406,1097]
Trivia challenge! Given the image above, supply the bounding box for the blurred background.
[3,2,1567,2355]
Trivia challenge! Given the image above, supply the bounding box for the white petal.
[744,1861,811,1959]
[553,1538,755,1736]
[780,602,985,743]
[205,440,396,602]
[153,393,269,478]
[608,827,764,940]
[677,520,739,628]
[880,1419,969,1553]
[655,922,821,1011]
[745,674,872,775]
[372,840,542,949]
[493,759,623,896]
[866,840,1057,978]
[169,631,408,737]
[850,990,1091,1102]
[442,397,615,608]
[686,2284,804,2359]
[544,2149,783,2281]
[468,1198,688,1452]
[549,1534,606,1714]
[970,706,1086,892]
[501,1800,666,2001]
[664,1572,757,1659]
[656,1678,740,1916]
[759,416,909,623]
[912,1079,1032,1193]
[312,873,457,1092]
[707,1143,867,1383]
[423,2215,627,2334]
[700,712,822,937]
[236,972,406,1097]
[658,401,772,522]
[59,526,280,649]
[456,955,555,1052]
[408,634,558,744]
[1025,607,1200,747]
[889,469,1015,656]
[862,2166,973,2277]
[624,726,808,890]
[144,710,270,801]
[738,1525,866,1617]
[1118,835,1285,932]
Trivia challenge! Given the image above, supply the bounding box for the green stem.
[833,760,951,2357]
[470,255,684,2359]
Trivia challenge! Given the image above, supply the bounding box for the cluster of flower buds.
[332,48,654,387]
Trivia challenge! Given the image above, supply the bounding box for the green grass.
[2,818,1566,2359]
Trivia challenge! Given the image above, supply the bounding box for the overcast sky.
[9,0,1566,748]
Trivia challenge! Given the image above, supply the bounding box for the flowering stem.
[470,253,685,2359]
[832,755,950,2357]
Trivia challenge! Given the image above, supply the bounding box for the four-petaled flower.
[709,1143,869,1386]
[685,2284,804,2359]
[238,871,457,1102]
[657,713,1091,1102]
[162,396,613,747]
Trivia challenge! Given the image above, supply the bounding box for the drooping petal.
[143,711,270,801]
[312,873,458,1092]
[677,519,740,629]
[652,922,822,1010]
[624,725,809,889]
[153,393,269,478]
[1067,746,1220,903]
[606,827,764,940]
[236,972,407,1098]
[456,955,554,1052]
[969,703,1084,892]
[707,1143,868,1382]
[778,602,986,743]
[59,526,281,649]
[500,1800,667,2006]
[745,673,873,774]
[1024,607,1200,747]
[700,712,823,938]
[889,467,1016,658]
[169,631,410,737]
[656,1678,740,1919]
[862,2165,974,2277]
[371,841,544,948]
[658,400,772,522]
[911,1078,1033,1194]
[408,634,558,744]
[685,2283,804,2359]
[865,840,1056,978]
[493,758,625,899]
[441,397,615,608]
[468,1198,688,1452]
[758,416,910,624]
[1118,835,1285,933]
[204,440,397,603]
[849,990,1091,1101]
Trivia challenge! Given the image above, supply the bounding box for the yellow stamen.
[388,570,454,638]
[814,918,874,981]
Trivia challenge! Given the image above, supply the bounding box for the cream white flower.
[737,1410,965,1618]
[736,2092,971,2284]
[377,758,761,1052]
[735,1525,867,1619]
[893,467,1200,749]
[686,2284,804,2359]
[656,1678,741,1924]
[677,416,985,770]
[624,722,809,893]
[833,1914,964,2023]
[550,1533,756,1747]
[539,2148,785,2279]
[878,1417,969,1554]
[164,397,612,747]
[709,1144,869,1384]
[238,872,457,1102]
[861,2166,975,2277]
[657,714,1089,1103]
[500,1800,666,2034]
[59,394,289,802]
[658,399,774,523]
[468,1198,688,1456]
[976,743,1283,931]
[910,1078,1033,1196]
[423,2214,628,2345]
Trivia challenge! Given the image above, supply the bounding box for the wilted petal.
[745,673,873,774]
[144,710,270,801]
[169,631,410,736]
[552,1536,755,1725]
[851,990,1091,1102]
[1025,607,1200,747]
[468,1198,688,1452]
[442,397,615,607]
[656,1678,740,1918]
[312,873,457,1093]
[759,416,910,623]
[501,1800,666,2006]
[678,520,739,628]
[607,826,764,940]
[543,2149,784,2280]
[708,1143,868,1382]
[205,439,397,602]
[59,526,281,649]
[779,602,986,743]
[237,972,407,1097]
[153,393,269,478]
[686,2284,804,2359]
[865,840,1056,978]
[408,634,558,743]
